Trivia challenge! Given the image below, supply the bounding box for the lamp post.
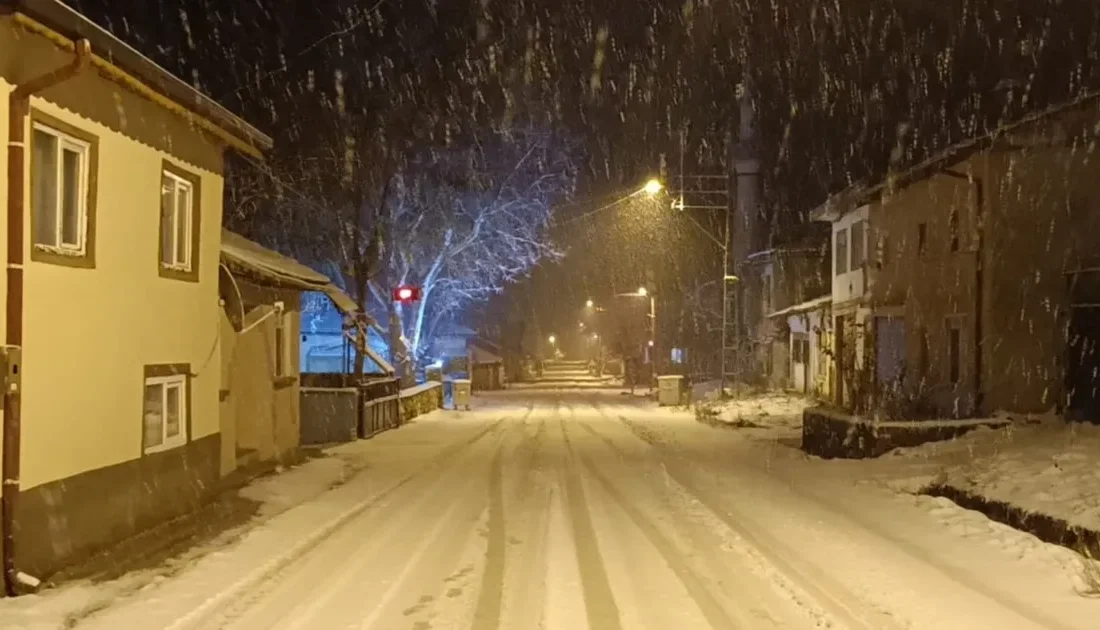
[617,287,657,390]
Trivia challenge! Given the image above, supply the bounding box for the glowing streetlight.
[592,333,599,340]
[637,286,648,297]
[643,179,663,196]
[548,335,556,345]
[586,299,594,308]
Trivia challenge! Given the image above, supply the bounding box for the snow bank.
[878,418,1100,534]
[693,392,813,434]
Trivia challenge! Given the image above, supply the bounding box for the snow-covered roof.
[768,294,832,319]
[220,229,359,315]
[746,246,825,263]
[437,322,478,337]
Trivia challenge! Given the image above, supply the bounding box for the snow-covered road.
[25,391,1100,629]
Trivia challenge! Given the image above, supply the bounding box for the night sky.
[68,0,1100,352]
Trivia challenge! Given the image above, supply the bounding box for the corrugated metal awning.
[767,295,833,319]
[220,229,359,316]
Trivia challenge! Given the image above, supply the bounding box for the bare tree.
[229,124,574,376]
[364,126,574,369]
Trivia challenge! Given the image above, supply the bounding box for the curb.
[923,483,1100,559]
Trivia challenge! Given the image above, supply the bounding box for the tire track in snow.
[559,417,624,630]
[615,413,1083,630]
[163,416,509,630]
[356,425,518,629]
[470,442,506,630]
[606,414,909,630]
[496,409,553,629]
[575,420,837,629]
[576,446,742,630]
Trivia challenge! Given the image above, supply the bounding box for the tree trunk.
[351,270,369,380]
[388,301,403,381]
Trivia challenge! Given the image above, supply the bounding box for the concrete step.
[534,375,607,383]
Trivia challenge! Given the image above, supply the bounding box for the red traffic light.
[393,286,421,303]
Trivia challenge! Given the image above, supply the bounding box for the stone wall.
[400,382,444,424]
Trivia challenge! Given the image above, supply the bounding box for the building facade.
[1,1,271,587]
[816,93,1100,420]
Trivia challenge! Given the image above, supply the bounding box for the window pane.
[165,383,181,438]
[143,383,164,448]
[175,183,191,266]
[161,176,175,265]
[851,221,865,268]
[32,130,58,247]
[61,147,82,247]
[835,229,848,274]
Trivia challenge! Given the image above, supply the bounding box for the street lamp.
[643,179,663,196]
[548,335,556,345]
[616,287,658,390]
[586,299,594,308]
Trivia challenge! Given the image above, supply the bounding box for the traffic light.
[392,286,421,303]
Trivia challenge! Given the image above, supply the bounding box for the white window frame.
[143,374,188,454]
[161,170,194,271]
[835,227,849,275]
[31,122,90,255]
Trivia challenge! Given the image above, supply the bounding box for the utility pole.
[642,294,651,389]
[671,130,735,395]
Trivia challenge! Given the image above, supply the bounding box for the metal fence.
[359,378,400,438]
[299,373,400,445]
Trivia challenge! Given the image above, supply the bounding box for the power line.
[553,189,647,227]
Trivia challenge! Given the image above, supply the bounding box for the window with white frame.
[160,170,194,270]
[851,220,865,268]
[144,373,187,453]
[32,123,89,254]
[835,228,849,275]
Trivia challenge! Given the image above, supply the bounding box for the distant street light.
[592,333,599,340]
[643,179,663,196]
[586,299,594,308]
[616,287,657,389]
[548,335,556,345]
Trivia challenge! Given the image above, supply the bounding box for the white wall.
[832,205,871,304]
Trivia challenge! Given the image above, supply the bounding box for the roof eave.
[4,0,273,154]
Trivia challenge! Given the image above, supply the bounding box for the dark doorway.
[1067,270,1100,423]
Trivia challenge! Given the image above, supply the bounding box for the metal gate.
[359,378,400,438]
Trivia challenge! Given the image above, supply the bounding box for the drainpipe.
[943,168,986,416]
[3,39,91,597]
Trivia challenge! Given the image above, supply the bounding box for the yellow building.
[1,0,271,591]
